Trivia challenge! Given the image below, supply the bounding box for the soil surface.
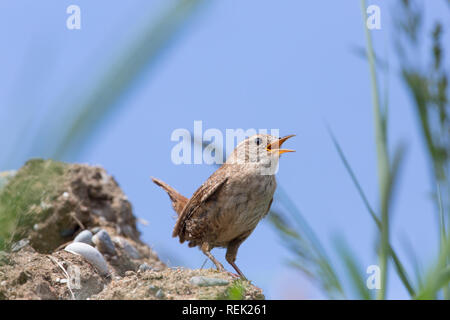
[0,160,264,300]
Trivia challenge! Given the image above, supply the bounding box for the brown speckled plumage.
[152,134,294,278]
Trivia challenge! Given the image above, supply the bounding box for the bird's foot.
[214,262,225,273]
[226,271,241,279]
[228,261,247,280]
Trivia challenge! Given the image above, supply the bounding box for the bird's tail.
[151,177,188,216]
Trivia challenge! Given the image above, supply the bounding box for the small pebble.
[148,285,158,293]
[138,263,153,272]
[124,271,135,277]
[120,225,134,238]
[189,276,229,287]
[155,289,165,299]
[92,230,116,255]
[92,209,103,216]
[114,237,140,259]
[65,242,109,276]
[11,239,30,252]
[73,230,93,245]
[123,243,140,259]
[91,227,102,234]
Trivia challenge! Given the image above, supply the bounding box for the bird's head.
[226,134,295,174]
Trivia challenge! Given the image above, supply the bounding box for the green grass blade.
[401,235,424,291]
[31,0,207,160]
[437,183,449,299]
[327,125,415,297]
[361,0,392,299]
[327,126,379,226]
[268,209,345,299]
[334,236,373,300]
[416,236,450,299]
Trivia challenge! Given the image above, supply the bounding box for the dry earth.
[0,159,264,300]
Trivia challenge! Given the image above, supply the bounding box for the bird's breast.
[209,174,276,245]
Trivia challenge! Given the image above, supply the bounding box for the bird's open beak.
[266,134,295,155]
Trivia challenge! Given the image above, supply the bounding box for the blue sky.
[1,0,448,299]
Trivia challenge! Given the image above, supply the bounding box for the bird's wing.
[263,197,274,218]
[172,165,229,241]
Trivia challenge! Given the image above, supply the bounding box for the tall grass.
[269,0,449,299]
[0,0,207,168]
[361,0,392,299]
[395,0,450,298]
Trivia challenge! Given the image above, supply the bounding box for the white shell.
[65,242,109,276]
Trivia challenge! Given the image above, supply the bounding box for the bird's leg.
[201,242,224,272]
[226,232,252,280]
[225,245,246,280]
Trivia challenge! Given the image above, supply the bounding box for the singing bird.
[152,134,294,278]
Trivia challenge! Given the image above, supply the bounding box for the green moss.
[0,159,67,250]
[216,279,247,300]
[0,251,11,266]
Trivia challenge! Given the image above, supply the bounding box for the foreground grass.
[0,159,66,250]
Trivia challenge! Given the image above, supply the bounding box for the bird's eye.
[255,137,262,146]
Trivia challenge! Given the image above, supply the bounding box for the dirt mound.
[93,268,263,300]
[0,160,264,300]
[0,245,106,300]
[0,159,140,253]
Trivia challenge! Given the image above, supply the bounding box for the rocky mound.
[0,159,264,300]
